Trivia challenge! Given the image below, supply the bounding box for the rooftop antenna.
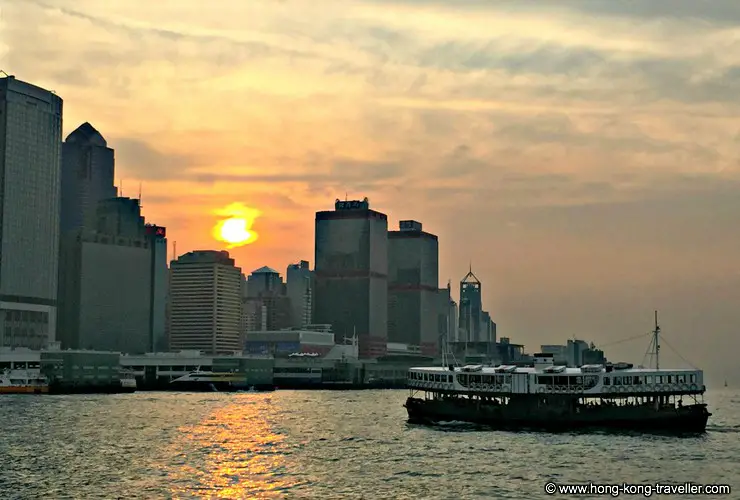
[120,178,124,197]
[138,182,142,205]
[345,192,348,201]
[173,241,177,260]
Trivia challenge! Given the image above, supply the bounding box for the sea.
[0,389,738,499]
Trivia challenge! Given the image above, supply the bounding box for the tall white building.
[0,76,63,349]
[169,250,241,354]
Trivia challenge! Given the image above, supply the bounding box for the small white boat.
[120,369,137,393]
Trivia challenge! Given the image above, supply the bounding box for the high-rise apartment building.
[314,198,388,358]
[388,220,439,355]
[0,76,63,349]
[169,250,241,354]
[60,122,116,232]
[286,260,312,328]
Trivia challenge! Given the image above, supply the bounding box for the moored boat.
[0,368,49,394]
[120,369,137,393]
[170,370,275,392]
[405,314,711,433]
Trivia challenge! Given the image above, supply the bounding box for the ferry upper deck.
[407,353,705,396]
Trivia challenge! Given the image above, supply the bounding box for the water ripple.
[0,389,738,498]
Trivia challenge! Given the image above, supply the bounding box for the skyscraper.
[145,223,168,351]
[60,122,116,232]
[246,266,283,298]
[388,220,439,355]
[169,250,241,354]
[242,266,293,332]
[314,198,388,358]
[459,267,482,343]
[286,260,313,328]
[57,197,166,353]
[0,76,63,349]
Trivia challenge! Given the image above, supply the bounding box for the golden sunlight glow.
[212,202,261,248]
[167,396,292,498]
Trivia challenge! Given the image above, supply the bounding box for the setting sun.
[212,202,261,248]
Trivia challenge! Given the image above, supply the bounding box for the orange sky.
[3,0,740,382]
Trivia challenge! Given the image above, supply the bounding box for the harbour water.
[1,389,738,499]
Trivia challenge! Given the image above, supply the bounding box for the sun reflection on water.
[167,395,294,499]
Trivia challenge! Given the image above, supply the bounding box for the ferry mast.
[654,310,660,370]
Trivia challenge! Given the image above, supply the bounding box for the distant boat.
[0,368,48,394]
[725,380,728,388]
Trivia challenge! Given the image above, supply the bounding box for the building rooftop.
[252,266,279,274]
[175,250,235,266]
[65,122,108,147]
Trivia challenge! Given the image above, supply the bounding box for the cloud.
[112,137,201,180]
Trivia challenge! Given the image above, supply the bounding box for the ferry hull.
[48,383,136,395]
[169,381,276,393]
[404,397,710,434]
[0,386,49,395]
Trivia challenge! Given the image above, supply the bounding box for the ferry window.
[656,376,662,384]
[576,376,583,385]
[447,375,452,383]
[667,375,672,384]
[690,374,696,383]
[603,377,610,386]
[678,375,685,383]
[614,377,621,385]
[424,374,428,381]
[633,376,640,385]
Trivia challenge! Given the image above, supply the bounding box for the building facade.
[242,295,293,332]
[145,224,168,351]
[437,284,458,346]
[60,122,116,232]
[459,268,482,343]
[169,250,241,354]
[286,260,313,328]
[388,220,439,356]
[57,198,165,353]
[314,198,388,358]
[0,76,63,349]
[246,266,284,298]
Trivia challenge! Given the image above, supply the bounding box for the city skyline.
[2,0,739,381]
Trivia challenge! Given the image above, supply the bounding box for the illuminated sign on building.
[335,197,370,211]
[145,224,166,238]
